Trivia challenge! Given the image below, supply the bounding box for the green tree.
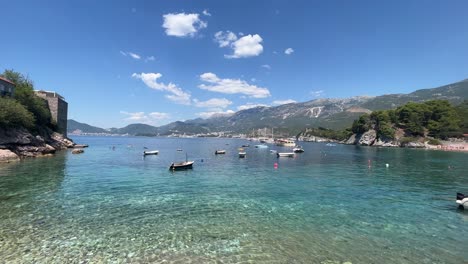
[0,97,35,129]
[352,114,371,134]
[1,70,52,128]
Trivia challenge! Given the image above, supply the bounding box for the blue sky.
[1,0,468,128]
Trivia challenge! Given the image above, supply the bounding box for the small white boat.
[255,144,268,149]
[270,150,278,154]
[143,150,159,156]
[293,145,304,153]
[215,150,226,155]
[239,152,246,158]
[277,152,295,158]
[457,193,468,210]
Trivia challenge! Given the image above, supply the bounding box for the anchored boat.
[169,161,194,170]
[457,193,467,209]
[143,150,159,156]
[277,152,295,158]
[215,150,226,155]
[293,145,304,153]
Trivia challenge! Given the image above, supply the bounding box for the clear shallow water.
[0,136,467,263]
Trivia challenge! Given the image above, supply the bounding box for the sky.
[1,0,468,128]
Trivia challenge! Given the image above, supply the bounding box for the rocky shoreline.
[0,128,77,163]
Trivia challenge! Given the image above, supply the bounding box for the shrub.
[427,139,441,145]
[0,97,35,129]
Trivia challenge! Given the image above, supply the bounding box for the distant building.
[34,90,68,136]
[0,77,15,97]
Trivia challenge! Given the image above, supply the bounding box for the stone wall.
[34,91,68,136]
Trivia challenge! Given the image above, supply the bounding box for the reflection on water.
[0,137,467,263]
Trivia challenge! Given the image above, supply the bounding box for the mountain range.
[68,78,468,136]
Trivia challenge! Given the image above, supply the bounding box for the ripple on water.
[0,137,467,263]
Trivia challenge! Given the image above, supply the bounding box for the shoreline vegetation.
[0,70,77,163]
[299,100,468,152]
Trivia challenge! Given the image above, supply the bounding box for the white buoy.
[386,163,389,168]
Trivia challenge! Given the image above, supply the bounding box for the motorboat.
[293,145,304,153]
[169,161,194,170]
[215,150,226,155]
[255,144,268,149]
[242,144,250,147]
[270,150,277,154]
[277,152,295,158]
[143,150,159,156]
[238,148,246,158]
[457,193,468,209]
[275,139,296,147]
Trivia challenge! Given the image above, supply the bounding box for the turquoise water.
[1,136,467,263]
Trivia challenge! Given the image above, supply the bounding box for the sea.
[0,136,467,263]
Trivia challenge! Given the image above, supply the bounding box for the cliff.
[0,128,75,163]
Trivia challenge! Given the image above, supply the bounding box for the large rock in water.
[358,130,377,146]
[0,149,20,163]
[373,138,399,147]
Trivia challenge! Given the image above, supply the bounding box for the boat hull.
[169,161,194,170]
[457,193,467,209]
[277,152,295,157]
[143,150,159,156]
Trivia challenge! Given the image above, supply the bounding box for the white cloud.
[199,72,270,98]
[132,72,191,105]
[162,13,207,37]
[261,64,271,70]
[214,31,264,58]
[196,110,235,119]
[193,98,232,109]
[128,52,141,59]
[202,9,211,16]
[120,51,141,60]
[272,99,297,105]
[120,111,169,124]
[310,90,324,97]
[226,34,263,58]
[237,103,269,111]
[148,112,170,119]
[145,56,155,62]
[214,31,237,47]
[285,48,294,55]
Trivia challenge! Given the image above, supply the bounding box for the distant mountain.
[110,123,158,136]
[70,79,468,136]
[67,119,108,134]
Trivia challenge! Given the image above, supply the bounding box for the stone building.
[34,90,68,136]
[0,76,15,96]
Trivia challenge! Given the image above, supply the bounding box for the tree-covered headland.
[0,70,55,133]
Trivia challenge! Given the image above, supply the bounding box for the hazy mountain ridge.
[69,79,468,135]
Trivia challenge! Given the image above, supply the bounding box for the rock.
[73,144,89,148]
[0,149,20,163]
[373,138,398,147]
[72,149,84,154]
[358,130,377,146]
[345,134,358,145]
[402,141,425,148]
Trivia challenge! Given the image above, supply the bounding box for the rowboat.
[215,150,226,155]
[277,152,294,158]
[169,161,194,170]
[143,150,159,156]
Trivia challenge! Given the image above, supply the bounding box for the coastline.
[0,128,76,163]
